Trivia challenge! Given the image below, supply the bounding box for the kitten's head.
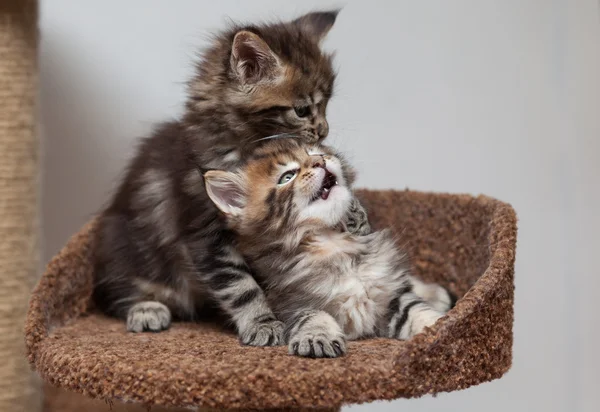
[187,11,339,142]
[204,139,355,237]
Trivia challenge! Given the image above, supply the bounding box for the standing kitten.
[93,11,370,346]
[204,138,454,357]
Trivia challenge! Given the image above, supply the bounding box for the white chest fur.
[305,231,407,340]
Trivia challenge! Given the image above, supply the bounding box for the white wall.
[40,1,600,411]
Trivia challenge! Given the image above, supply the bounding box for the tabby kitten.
[204,138,454,357]
[93,11,370,346]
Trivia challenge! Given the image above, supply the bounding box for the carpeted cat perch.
[25,190,517,410]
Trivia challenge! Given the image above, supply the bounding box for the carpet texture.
[25,190,517,410]
[43,384,334,412]
[0,1,41,411]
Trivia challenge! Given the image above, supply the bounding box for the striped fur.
[92,11,355,347]
[205,139,455,357]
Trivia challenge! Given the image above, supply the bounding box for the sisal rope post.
[0,0,41,411]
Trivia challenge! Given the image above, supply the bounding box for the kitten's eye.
[294,106,310,118]
[278,170,298,185]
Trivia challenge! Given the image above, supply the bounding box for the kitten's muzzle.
[316,118,329,140]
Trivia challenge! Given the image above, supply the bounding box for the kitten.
[204,138,454,357]
[93,11,370,346]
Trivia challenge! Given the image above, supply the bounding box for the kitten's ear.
[231,31,281,85]
[204,171,247,217]
[293,10,339,42]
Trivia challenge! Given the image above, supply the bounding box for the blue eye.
[278,170,298,185]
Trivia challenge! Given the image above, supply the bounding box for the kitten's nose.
[316,118,329,140]
[311,155,326,169]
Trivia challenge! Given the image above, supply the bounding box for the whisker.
[251,132,300,143]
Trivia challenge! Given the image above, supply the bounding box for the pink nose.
[316,119,329,140]
[311,156,326,169]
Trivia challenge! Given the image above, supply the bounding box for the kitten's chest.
[293,232,406,340]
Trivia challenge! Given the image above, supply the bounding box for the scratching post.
[0,0,41,411]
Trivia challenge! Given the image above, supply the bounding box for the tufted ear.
[204,170,247,217]
[293,10,339,42]
[231,30,282,84]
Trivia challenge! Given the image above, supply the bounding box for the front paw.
[240,318,285,346]
[289,330,346,358]
[347,220,371,236]
[126,301,171,333]
[344,198,371,236]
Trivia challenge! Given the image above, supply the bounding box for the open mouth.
[312,169,338,201]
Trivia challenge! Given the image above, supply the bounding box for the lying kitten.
[93,11,370,345]
[204,138,454,357]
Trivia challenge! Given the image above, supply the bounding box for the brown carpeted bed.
[25,189,517,410]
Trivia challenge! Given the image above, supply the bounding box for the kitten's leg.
[408,275,457,313]
[343,197,371,235]
[126,301,172,333]
[386,288,445,340]
[285,310,346,358]
[206,260,284,346]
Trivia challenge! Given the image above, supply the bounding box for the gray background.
[40,1,600,411]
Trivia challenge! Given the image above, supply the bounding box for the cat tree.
[6,0,517,409]
[0,1,41,411]
[25,190,517,410]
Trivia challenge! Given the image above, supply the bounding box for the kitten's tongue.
[321,187,331,200]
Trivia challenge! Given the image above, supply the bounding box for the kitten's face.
[205,139,354,234]
[188,11,338,142]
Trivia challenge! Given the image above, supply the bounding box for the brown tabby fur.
[93,11,372,347]
[205,139,454,358]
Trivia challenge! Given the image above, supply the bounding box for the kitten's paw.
[348,220,372,236]
[344,198,371,236]
[289,330,346,358]
[240,318,285,347]
[408,310,444,338]
[412,281,456,313]
[126,301,171,333]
